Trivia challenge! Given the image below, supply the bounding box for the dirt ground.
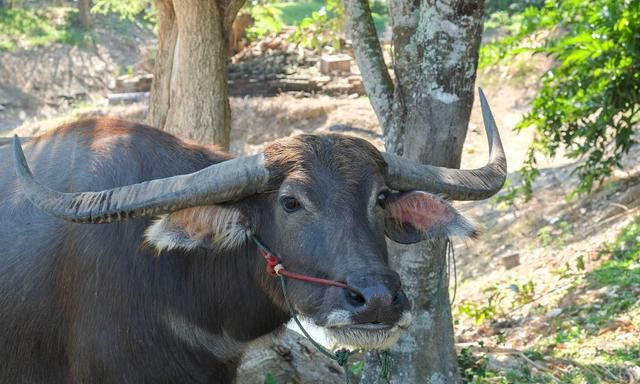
[0,11,155,132]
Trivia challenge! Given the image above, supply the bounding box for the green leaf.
[264,373,279,384]
[489,0,640,199]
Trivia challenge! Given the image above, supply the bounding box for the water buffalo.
[0,92,505,383]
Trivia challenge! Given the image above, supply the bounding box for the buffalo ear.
[144,206,249,253]
[383,191,477,244]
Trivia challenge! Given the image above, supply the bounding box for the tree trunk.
[345,0,485,382]
[236,329,354,383]
[148,0,245,149]
[77,0,92,29]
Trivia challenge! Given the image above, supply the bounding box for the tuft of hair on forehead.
[263,134,387,188]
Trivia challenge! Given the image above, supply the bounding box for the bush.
[487,0,640,200]
[0,7,93,50]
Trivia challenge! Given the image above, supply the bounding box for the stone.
[318,54,351,75]
[501,253,520,269]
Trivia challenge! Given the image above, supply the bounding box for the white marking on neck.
[164,312,246,361]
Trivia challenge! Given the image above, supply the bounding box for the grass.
[478,9,538,81]
[271,1,387,32]
[590,219,640,286]
[274,1,324,26]
[0,7,92,51]
[458,216,640,383]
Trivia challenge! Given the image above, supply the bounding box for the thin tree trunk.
[149,0,178,135]
[148,0,245,149]
[78,0,92,29]
[346,0,485,382]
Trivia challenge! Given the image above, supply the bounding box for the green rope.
[278,274,357,384]
[376,350,392,383]
[435,239,457,306]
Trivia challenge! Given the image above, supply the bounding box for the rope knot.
[334,349,352,367]
[273,263,285,276]
[255,243,282,276]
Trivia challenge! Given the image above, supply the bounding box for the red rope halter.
[251,235,359,293]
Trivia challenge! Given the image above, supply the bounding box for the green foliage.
[590,216,640,287]
[508,280,536,307]
[485,0,640,200]
[457,286,504,325]
[614,344,640,364]
[536,224,554,247]
[1,0,25,9]
[458,219,640,383]
[246,0,386,47]
[271,0,386,31]
[0,8,92,50]
[458,343,489,382]
[92,0,155,26]
[272,0,324,26]
[535,220,573,248]
[547,217,639,356]
[485,0,544,14]
[483,10,523,35]
[370,0,387,16]
[349,360,364,377]
[289,0,344,52]
[247,5,284,40]
[369,0,387,31]
[263,373,279,384]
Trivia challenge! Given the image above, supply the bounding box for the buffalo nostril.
[392,290,407,307]
[345,289,366,307]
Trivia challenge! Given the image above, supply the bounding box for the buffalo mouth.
[298,310,413,350]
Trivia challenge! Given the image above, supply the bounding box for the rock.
[545,308,563,318]
[318,54,351,75]
[501,253,520,269]
[114,74,153,93]
[350,79,365,95]
[623,364,640,383]
[107,92,150,105]
[311,76,332,86]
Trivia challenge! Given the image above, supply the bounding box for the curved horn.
[13,136,269,223]
[383,88,507,200]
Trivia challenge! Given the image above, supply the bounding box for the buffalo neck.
[164,238,291,343]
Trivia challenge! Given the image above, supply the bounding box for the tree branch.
[222,0,246,34]
[344,0,394,133]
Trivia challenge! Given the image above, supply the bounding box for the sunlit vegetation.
[245,0,387,48]
[91,0,155,26]
[0,7,91,50]
[456,217,640,383]
[482,0,640,204]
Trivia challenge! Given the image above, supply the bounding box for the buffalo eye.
[280,196,302,213]
[377,190,392,207]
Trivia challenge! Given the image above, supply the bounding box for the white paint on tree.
[416,8,465,67]
[430,87,460,104]
[412,310,433,331]
[394,327,417,353]
[429,372,446,384]
[389,0,418,27]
